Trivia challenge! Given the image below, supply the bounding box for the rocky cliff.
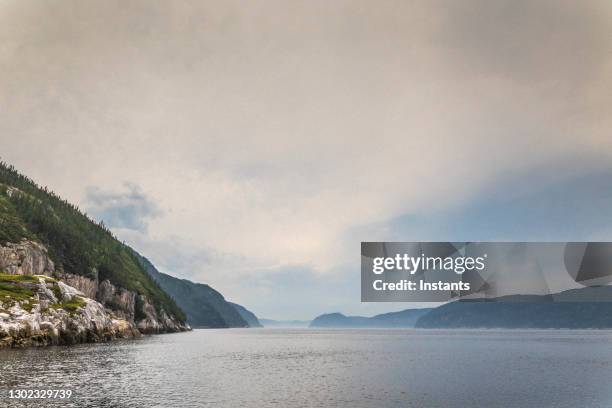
[0,161,190,346]
[0,240,55,276]
[0,240,188,347]
[0,272,138,348]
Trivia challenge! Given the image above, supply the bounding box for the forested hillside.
[136,253,258,328]
[0,161,185,323]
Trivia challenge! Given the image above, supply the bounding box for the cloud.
[85,182,161,233]
[0,0,611,317]
[435,0,611,83]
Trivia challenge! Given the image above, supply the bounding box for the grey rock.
[0,240,55,276]
[0,240,189,347]
[0,278,139,348]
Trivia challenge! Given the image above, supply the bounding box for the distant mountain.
[367,308,435,326]
[259,319,310,328]
[136,254,249,328]
[310,313,368,328]
[230,302,262,327]
[416,286,612,329]
[310,308,432,328]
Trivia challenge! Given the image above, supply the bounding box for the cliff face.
[0,273,138,348]
[0,162,187,333]
[0,241,55,276]
[0,240,187,347]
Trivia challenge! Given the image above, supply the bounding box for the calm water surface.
[1,329,612,407]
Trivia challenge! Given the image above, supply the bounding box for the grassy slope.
[0,161,185,322]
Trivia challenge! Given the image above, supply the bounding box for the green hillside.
[0,161,185,322]
[135,252,251,328]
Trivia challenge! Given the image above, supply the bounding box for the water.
[1,329,612,407]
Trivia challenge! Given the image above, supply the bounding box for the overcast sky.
[1,0,611,319]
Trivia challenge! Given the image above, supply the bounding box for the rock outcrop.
[0,241,55,276]
[97,279,136,321]
[136,295,185,333]
[0,275,139,348]
[59,272,98,300]
[0,240,189,348]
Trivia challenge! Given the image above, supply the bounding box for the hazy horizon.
[2,0,611,320]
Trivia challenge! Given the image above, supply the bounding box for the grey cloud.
[85,182,162,233]
[1,1,611,319]
[435,0,611,83]
[217,263,359,320]
[120,230,215,281]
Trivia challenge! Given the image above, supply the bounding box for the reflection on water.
[1,329,612,407]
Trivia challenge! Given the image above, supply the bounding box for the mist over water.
[1,329,612,407]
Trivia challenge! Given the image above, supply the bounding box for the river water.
[1,328,612,407]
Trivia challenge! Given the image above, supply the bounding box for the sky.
[1,0,611,320]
